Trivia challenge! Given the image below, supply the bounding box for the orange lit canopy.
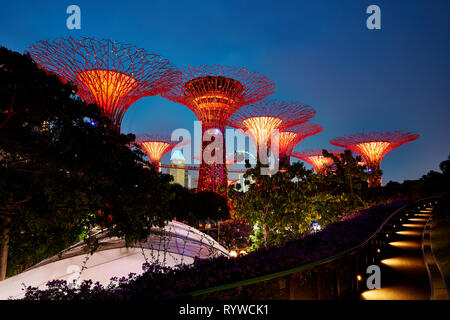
[229,100,316,158]
[242,116,283,148]
[351,141,391,169]
[160,66,275,195]
[27,37,179,129]
[330,131,419,187]
[162,67,275,132]
[303,155,333,174]
[291,149,344,174]
[135,135,189,166]
[273,123,323,159]
[184,76,244,131]
[78,70,137,119]
[140,141,173,165]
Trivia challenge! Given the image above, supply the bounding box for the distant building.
[170,150,188,187]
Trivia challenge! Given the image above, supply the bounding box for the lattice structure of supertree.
[229,100,316,162]
[274,123,323,168]
[134,134,188,168]
[162,65,274,195]
[330,131,419,187]
[27,37,179,129]
[193,155,237,167]
[292,149,344,174]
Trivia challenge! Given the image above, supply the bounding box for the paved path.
[360,208,432,300]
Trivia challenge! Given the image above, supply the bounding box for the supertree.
[161,65,274,195]
[229,100,316,161]
[274,123,323,168]
[27,37,179,129]
[134,134,188,168]
[330,131,419,187]
[292,149,345,174]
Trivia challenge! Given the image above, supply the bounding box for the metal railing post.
[335,267,341,300]
[289,274,295,300]
[316,270,321,300]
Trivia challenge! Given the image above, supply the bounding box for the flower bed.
[23,200,407,300]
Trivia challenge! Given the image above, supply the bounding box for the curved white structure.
[0,221,229,299]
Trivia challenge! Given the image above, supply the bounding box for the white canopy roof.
[0,220,229,299]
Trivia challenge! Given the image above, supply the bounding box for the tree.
[166,184,230,225]
[0,47,173,279]
[230,156,370,249]
[439,155,450,177]
[230,162,318,247]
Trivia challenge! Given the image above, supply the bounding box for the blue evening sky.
[1,0,449,183]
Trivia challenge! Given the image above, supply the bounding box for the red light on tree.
[229,100,316,160]
[27,37,179,129]
[330,131,419,187]
[274,123,323,168]
[292,149,344,174]
[134,134,187,168]
[193,155,237,167]
[162,65,274,195]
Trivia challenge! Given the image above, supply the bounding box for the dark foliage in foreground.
[22,200,407,300]
[0,47,175,278]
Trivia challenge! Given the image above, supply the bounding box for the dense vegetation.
[0,48,225,279]
[22,200,407,300]
[228,151,449,250]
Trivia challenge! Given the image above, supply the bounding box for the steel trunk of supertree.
[162,65,275,196]
[330,131,419,187]
[27,37,180,130]
[186,76,243,195]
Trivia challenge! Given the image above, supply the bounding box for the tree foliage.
[229,150,372,249]
[0,47,174,277]
[165,185,229,225]
[230,161,360,248]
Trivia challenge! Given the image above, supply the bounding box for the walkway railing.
[178,197,441,300]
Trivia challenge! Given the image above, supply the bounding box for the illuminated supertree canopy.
[330,131,419,187]
[229,100,316,158]
[161,65,275,195]
[27,37,180,129]
[292,149,344,174]
[134,134,187,167]
[274,123,323,168]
